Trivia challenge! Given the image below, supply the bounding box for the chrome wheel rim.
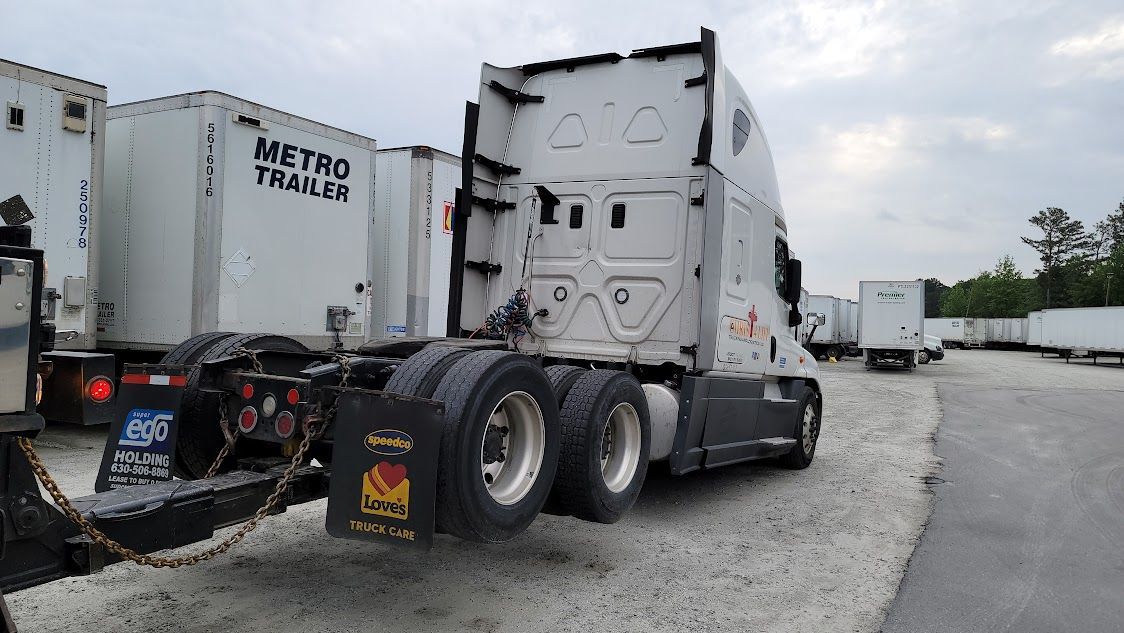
[480,391,545,505]
[801,404,819,455]
[601,402,642,493]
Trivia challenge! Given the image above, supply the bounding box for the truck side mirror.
[784,259,802,305]
[807,313,826,326]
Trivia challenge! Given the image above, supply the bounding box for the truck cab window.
[733,109,751,156]
[774,238,788,295]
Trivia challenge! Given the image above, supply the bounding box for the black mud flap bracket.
[325,389,443,550]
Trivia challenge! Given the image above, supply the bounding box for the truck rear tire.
[175,333,308,479]
[544,365,587,404]
[384,345,471,399]
[918,349,931,364]
[553,370,651,524]
[781,387,820,469]
[159,331,237,365]
[540,365,589,515]
[430,351,560,542]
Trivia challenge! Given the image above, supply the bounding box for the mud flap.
[94,368,187,492]
[325,390,442,550]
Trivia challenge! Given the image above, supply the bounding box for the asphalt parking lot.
[6,350,1122,632]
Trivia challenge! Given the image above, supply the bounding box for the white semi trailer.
[984,317,1029,347]
[806,294,846,359]
[858,280,924,369]
[1027,310,1043,348]
[1041,306,1124,363]
[101,92,377,352]
[925,317,965,348]
[1,60,117,425]
[371,146,458,338]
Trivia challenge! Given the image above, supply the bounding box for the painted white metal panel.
[1,60,105,349]
[1041,307,1124,353]
[1027,311,1042,346]
[372,149,412,338]
[858,281,924,350]
[849,300,859,344]
[426,152,458,335]
[100,109,199,345]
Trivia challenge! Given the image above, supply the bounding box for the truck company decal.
[101,408,174,487]
[361,462,410,520]
[875,291,907,304]
[723,306,770,345]
[365,429,414,455]
[252,137,351,202]
[442,201,454,234]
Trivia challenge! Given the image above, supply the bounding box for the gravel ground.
[11,349,1112,632]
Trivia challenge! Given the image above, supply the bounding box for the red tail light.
[286,388,300,406]
[238,407,258,433]
[275,411,296,439]
[87,376,114,403]
[241,383,254,399]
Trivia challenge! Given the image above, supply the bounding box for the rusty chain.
[15,348,354,569]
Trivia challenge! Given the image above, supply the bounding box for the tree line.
[926,199,1124,318]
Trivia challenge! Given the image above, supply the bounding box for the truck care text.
[253,137,350,202]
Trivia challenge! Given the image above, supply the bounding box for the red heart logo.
[368,462,407,495]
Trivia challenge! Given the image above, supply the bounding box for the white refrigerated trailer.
[962,317,986,348]
[1041,306,1124,363]
[806,294,846,359]
[848,299,858,346]
[101,92,377,352]
[858,280,924,369]
[1,59,117,425]
[371,146,458,338]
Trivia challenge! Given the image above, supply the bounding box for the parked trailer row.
[0,29,826,609]
[2,59,460,424]
[924,317,1029,349]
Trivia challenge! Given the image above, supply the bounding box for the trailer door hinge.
[465,260,503,275]
[474,153,521,177]
[685,71,707,88]
[487,80,545,105]
[690,193,704,206]
[694,265,700,278]
[472,195,516,213]
[680,344,698,357]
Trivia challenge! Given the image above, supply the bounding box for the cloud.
[1049,17,1124,80]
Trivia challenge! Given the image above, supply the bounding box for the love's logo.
[361,462,410,520]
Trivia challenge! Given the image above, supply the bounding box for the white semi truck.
[0,30,824,599]
[858,280,924,369]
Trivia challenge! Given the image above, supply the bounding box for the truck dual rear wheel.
[175,333,308,479]
[384,345,471,398]
[553,370,651,524]
[781,387,820,469]
[430,351,560,542]
[159,331,237,366]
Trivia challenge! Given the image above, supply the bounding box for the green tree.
[1020,207,1092,307]
[924,278,948,318]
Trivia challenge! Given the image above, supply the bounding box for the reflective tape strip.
[121,374,187,387]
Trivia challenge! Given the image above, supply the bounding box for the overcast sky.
[4,1,1122,298]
